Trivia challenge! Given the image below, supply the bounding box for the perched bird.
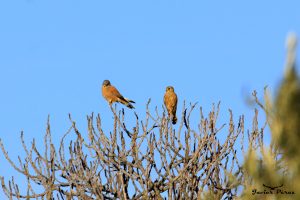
[164,86,178,124]
[102,80,135,109]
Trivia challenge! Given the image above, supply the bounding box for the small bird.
[102,80,135,109]
[164,86,178,124]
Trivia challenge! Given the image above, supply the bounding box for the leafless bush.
[0,99,265,199]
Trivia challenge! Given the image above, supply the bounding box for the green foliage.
[242,33,300,200]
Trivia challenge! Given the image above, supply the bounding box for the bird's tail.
[124,98,135,104]
[123,97,135,109]
[126,103,135,109]
[172,116,177,125]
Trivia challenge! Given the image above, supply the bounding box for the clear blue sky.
[0,0,300,198]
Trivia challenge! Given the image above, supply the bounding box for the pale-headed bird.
[102,80,135,109]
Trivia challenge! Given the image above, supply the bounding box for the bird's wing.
[172,92,178,112]
[108,86,124,99]
[108,86,134,106]
[164,93,168,108]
